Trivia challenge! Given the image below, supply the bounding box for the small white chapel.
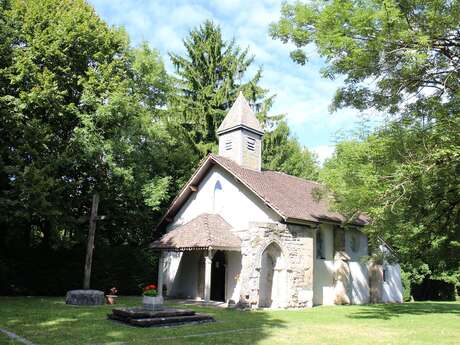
[151,92,403,308]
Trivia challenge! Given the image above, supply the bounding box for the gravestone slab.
[108,307,215,327]
[65,289,105,305]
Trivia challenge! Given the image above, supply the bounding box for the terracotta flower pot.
[105,295,118,305]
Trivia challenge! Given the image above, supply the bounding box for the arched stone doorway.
[211,251,226,301]
[258,242,287,308]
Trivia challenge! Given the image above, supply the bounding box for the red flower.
[144,284,156,291]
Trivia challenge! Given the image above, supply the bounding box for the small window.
[351,233,360,252]
[383,267,388,282]
[213,180,223,212]
[316,230,325,259]
[247,136,256,151]
[225,139,232,150]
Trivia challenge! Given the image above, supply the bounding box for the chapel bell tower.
[217,92,264,171]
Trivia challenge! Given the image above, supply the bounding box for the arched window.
[213,180,223,212]
[351,233,360,253]
[316,230,325,259]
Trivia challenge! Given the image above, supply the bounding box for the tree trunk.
[83,193,100,289]
[41,219,52,249]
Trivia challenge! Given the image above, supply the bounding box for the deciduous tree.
[271,0,460,285]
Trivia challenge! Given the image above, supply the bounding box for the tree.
[170,20,319,179]
[169,20,273,155]
[271,0,460,286]
[0,0,192,292]
[321,114,460,285]
[270,0,460,114]
[263,120,319,180]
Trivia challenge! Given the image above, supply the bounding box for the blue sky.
[89,0,376,163]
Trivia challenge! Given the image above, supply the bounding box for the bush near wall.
[0,245,158,296]
[400,270,412,302]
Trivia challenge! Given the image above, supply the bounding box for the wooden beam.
[189,185,198,192]
[83,193,99,289]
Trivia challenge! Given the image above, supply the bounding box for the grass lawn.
[0,297,459,345]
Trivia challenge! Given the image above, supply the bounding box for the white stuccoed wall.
[314,224,335,305]
[346,229,370,304]
[349,262,370,304]
[162,164,402,306]
[314,224,370,305]
[168,251,200,298]
[170,165,279,230]
[382,263,403,303]
[226,251,242,302]
[164,165,280,300]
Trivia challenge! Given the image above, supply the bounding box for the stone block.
[65,289,105,305]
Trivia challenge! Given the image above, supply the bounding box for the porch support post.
[157,252,165,298]
[204,249,213,302]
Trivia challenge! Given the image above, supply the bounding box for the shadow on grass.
[347,302,460,320]
[122,301,289,344]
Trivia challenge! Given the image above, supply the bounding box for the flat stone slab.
[108,307,215,327]
[112,307,195,319]
[108,312,214,327]
[66,289,105,306]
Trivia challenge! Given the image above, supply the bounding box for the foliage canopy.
[272,0,460,284]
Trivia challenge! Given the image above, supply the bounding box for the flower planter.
[142,295,164,311]
[105,294,118,305]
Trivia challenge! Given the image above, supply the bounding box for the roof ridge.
[265,170,323,185]
[216,92,263,135]
[204,213,211,246]
[213,154,322,185]
[155,154,368,231]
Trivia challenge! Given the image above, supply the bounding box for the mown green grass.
[0,297,459,345]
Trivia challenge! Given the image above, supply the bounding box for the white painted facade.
[162,166,393,307]
[313,224,335,305]
[382,264,404,303]
[164,165,280,302]
[313,224,370,305]
[169,166,279,231]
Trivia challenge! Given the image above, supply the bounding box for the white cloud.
[89,0,381,154]
[169,4,213,28]
[155,26,184,53]
[312,145,335,165]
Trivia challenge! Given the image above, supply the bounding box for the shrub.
[401,270,412,302]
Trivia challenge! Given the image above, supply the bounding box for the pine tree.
[169,20,270,154]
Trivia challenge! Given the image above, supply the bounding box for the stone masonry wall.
[235,221,315,308]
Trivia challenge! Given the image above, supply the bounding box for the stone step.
[112,307,195,320]
[108,312,215,327]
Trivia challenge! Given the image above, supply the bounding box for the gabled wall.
[169,165,279,231]
[164,165,279,300]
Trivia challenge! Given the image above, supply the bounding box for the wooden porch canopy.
[150,213,241,252]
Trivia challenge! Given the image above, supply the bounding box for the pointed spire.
[217,92,264,135]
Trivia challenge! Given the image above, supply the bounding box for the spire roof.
[217,91,264,135]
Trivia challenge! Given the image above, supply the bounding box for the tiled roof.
[151,213,241,251]
[210,154,367,224]
[155,154,367,232]
[216,92,264,135]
